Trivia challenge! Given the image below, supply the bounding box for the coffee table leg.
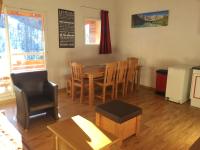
[96,113,100,126]
[55,136,59,150]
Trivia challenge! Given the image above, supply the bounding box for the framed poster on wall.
[58,9,75,48]
[131,10,169,28]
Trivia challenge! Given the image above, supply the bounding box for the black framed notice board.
[58,9,75,48]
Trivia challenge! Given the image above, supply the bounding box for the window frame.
[84,18,101,46]
[5,7,48,72]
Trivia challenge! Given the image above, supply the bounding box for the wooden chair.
[125,59,137,95]
[66,74,72,96]
[71,62,86,103]
[115,61,128,98]
[127,57,140,88]
[95,62,117,103]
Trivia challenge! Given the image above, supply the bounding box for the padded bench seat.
[95,100,142,141]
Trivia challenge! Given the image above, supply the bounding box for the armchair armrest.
[44,81,58,106]
[13,85,29,125]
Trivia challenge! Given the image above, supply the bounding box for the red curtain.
[99,10,112,54]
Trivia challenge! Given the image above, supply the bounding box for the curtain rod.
[2,4,46,14]
[80,5,103,11]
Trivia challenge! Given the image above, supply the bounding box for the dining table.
[84,64,105,106]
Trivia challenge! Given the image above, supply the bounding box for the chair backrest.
[127,59,137,81]
[116,61,128,83]
[127,57,139,65]
[71,62,84,82]
[127,57,139,67]
[104,62,117,85]
[11,71,48,96]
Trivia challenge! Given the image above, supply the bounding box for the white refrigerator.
[165,65,192,104]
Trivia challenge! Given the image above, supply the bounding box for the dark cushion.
[11,71,47,96]
[28,95,54,112]
[96,100,142,123]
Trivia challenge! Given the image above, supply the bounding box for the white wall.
[116,0,200,87]
[4,0,200,89]
[4,0,117,88]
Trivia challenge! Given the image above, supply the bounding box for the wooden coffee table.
[47,115,120,150]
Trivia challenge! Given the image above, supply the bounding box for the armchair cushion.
[28,95,54,112]
[96,100,142,123]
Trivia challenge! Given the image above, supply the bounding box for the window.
[0,8,46,98]
[84,19,101,45]
[7,10,46,72]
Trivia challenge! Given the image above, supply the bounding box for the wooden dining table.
[84,65,105,106]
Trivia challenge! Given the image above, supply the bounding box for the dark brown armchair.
[11,70,58,129]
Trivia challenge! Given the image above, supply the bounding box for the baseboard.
[59,86,155,93]
[58,88,66,93]
[139,85,155,91]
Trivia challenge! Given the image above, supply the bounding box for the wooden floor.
[0,87,200,150]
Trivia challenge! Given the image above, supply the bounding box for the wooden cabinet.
[190,69,200,108]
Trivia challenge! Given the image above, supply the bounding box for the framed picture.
[58,9,75,48]
[132,10,169,28]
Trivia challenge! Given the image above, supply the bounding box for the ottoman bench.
[95,100,142,141]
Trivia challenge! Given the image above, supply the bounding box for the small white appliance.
[165,65,192,104]
[190,67,200,108]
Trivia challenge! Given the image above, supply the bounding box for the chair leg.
[66,80,68,94]
[17,110,29,129]
[125,81,128,95]
[130,81,134,92]
[122,82,125,96]
[136,70,141,89]
[115,83,118,99]
[54,107,59,120]
[48,108,59,120]
[112,85,115,99]
[66,80,71,96]
[72,84,75,101]
[25,118,29,130]
[102,86,106,103]
[66,81,68,94]
[80,85,83,103]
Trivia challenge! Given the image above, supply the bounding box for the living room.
[0,0,200,149]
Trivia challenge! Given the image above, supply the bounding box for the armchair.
[11,70,58,129]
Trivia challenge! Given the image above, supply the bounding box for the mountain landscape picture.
[132,10,169,28]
